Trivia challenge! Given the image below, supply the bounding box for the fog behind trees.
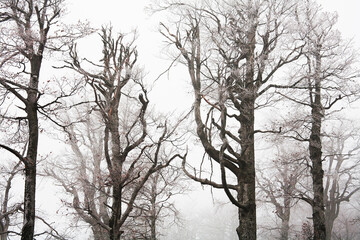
[0,0,360,240]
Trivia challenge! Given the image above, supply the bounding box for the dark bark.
[108,106,123,240]
[309,53,326,240]
[20,54,42,240]
[236,95,256,240]
[292,3,357,238]
[0,1,65,238]
[150,177,157,240]
[0,223,6,240]
[160,2,302,239]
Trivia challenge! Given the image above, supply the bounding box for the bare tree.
[62,26,185,240]
[322,121,360,239]
[257,143,306,240]
[123,165,186,240]
[332,213,360,240]
[47,107,111,240]
[157,0,302,238]
[0,1,62,238]
[274,1,359,239]
[48,103,186,240]
[0,0,90,239]
[0,161,22,239]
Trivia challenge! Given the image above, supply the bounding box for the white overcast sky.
[61,0,360,112]
[33,1,360,238]
[64,0,360,51]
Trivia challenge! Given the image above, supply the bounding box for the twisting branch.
[181,153,237,190]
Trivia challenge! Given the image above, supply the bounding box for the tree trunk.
[236,96,256,240]
[21,165,36,240]
[109,184,122,240]
[280,165,292,240]
[0,222,7,240]
[108,105,123,240]
[280,203,291,240]
[21,57,41,240]
[93,225,111,240]
[325,219,334,240]
[150,177,157,240]
[325,200,336,240]
[235,21,257,237]
[309,53,326,240]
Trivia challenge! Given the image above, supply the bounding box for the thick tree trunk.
[21,57,41,240]
[109,145,123,240]
[309,53,326,240]
[109,182,122,240]
[108,166,123,240]
[236,176,256,240]
[310,116,326,240]
[235,22,257,237]
[108,105,123,240]
[0,222,7,240]
[93,226,111,240]
[236,96,256,240]
[21,165,36,240]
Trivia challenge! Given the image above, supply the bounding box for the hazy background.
[15,0,360,239]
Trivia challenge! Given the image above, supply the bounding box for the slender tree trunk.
[280,218,290,240]
[150,177,157,240]
[22,165,36,240]
[309,53,326,240]
[325,219,334,240]
[324,177,339,240]
[280,199,291,240]
[325,200,336,240]
[280,164,292,240]
[21,57,41,240]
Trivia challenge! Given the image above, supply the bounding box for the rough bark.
[21,54,42,240]
[150,176,157,240]
[296,2,358,237]
[236,95,256,239]
[308,50,326,240]
[108,106,124,240]
[0,1,70,238]
[93,226,111,240]
[160,1,302,239]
